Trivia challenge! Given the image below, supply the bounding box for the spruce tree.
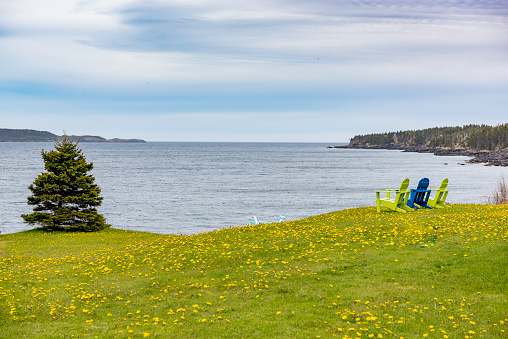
[22,135,109,232]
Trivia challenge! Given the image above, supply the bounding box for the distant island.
[0,129,146,143]
[331,124,508,166]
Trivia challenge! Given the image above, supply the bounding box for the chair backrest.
[439,178,448,190]
[253,216,259,225]
[394,178,410,205]
[416,178,430,190]
[399,178,410,191]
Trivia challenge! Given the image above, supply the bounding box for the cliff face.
[348,124,508,151]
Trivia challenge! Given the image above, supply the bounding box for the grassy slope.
[0,204,507,338]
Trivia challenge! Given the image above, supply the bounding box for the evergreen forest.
[348,123,508,150]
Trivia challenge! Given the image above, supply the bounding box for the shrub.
[486,175,508,205]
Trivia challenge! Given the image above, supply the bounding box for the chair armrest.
[376,189,397,199]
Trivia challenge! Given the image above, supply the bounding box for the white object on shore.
[247,215,286,225]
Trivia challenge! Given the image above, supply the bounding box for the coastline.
[329,145,508,166]
[0,128,146,142]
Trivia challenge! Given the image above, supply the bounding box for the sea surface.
[1,142,507,235]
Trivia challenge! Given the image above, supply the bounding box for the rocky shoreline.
[329,145,508,166]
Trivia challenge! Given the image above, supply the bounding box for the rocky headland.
[0,128,146,143]
[330,124,508,166]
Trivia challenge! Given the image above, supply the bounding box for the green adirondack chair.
[375,178,413,213]
[427,178,449,208]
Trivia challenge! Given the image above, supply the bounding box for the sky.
[1,0,507,142]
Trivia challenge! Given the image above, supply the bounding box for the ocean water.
[1,142,507,235]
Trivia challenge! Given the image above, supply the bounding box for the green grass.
[1,204,507,338]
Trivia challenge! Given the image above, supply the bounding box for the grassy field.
[1,204,507,338]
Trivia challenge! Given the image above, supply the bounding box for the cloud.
[1,0,507,141]
[3,0,507,80]
[86,0,507,61]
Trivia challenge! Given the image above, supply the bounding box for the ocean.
[1,142,506,235]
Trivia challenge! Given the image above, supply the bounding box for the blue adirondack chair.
[406,178,432,209]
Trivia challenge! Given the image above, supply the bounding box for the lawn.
[1,204,507,338]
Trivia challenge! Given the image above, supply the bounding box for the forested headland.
[0,128,145,142]
[347,124,508,150]
[335,123,508,166]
